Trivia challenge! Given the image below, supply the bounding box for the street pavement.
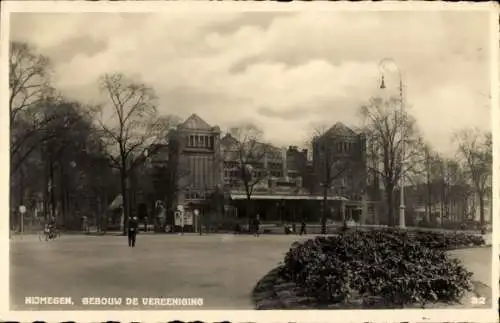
[9,234,493,310]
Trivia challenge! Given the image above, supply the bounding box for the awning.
[230,194,348,201]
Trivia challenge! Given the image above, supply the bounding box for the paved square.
[10,234,309,310]
[10,234,492,310]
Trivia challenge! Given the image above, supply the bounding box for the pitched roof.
[220,133,240,153]
[179,113,212,130]
[325,122,357,137]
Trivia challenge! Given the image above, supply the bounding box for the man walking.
[128,216,139,247]
[299,218,307,236]
[254,214,261,237]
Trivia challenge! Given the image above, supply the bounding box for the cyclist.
[46,216,57,238]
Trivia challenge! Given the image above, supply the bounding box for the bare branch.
[9,41,52,124]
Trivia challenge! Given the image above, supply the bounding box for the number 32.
[470,296,486,305]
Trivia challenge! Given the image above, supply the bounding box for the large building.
[151,114,371,229]
[310,123,371,224]
[168,114,223,211]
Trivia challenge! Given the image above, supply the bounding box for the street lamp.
[379,58,406,228]
[194,209,201,235]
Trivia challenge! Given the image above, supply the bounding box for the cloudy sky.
[10,10,492,156]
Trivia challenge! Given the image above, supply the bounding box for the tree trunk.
[385,186,394,227]
[478,194,485,227]
[49,157,56,219]
[17,167,25,232]
[59,165,66,228]
[103,189,108,233]
[120,168,128,236]
[321,185,328,234]
[341,201,347,230]
[427,184,432,225]
[246,196,252,233]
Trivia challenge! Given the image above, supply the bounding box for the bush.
[281,230,476,307]
[408,229,485,250]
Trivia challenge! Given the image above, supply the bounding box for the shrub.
[406,229,485,250]
[281,230,475,307]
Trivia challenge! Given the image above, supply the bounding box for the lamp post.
[194,209,201,235]
[379,58,406,228]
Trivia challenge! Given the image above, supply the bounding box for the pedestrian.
[81,215,91,233]
[254,214,261,237]
[299,218,307,236]
[144,216,149,232]
[128,216,138,247]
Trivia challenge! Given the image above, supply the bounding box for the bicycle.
[38,226,60,241]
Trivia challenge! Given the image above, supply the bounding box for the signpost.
[19,205,26,237]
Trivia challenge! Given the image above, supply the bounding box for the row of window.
[223,170,283,179]
[185,191,209,200]
[267,151,282,159]
[317,141,358,154]
[186,135,214,149]
[267,162,282,169]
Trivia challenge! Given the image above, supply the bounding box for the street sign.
[19,205,26,214]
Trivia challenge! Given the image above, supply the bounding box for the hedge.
[280,229,482,307]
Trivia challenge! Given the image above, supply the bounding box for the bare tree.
[420,145,442,223]
[310,124,360,233]
[9,41,51,123]
[95,73,175,234]
[225,124,271,222]
[9,41,59,173]
[360,97,423,227]
[152,129,190,217]
[436,157,471,225]
[454,128,492,226]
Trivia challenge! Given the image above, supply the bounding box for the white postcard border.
[1,1,498,322]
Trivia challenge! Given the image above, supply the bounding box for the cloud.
[9,10,492,156]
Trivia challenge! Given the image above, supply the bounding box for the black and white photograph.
[2,2,498,322]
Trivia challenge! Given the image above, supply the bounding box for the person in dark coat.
[254,214,261,237]
[128,216,139,247]
[299,218,307,236]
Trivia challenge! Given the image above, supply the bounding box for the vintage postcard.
[1,1,498,322]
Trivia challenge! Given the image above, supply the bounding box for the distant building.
[311,122,371,223]
[286,146,308,183]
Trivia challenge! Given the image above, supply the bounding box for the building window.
[210,136,214,148]
[189,136,194,147]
